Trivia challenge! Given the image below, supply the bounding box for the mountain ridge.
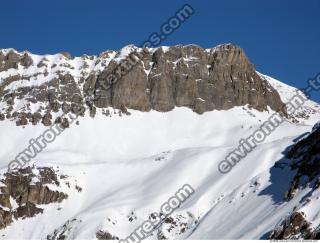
[0,43,286,128]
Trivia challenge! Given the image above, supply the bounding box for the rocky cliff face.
[0,166,68,229]
[284,122,320,201]
[0,44,285,127]
[269,122,320,240]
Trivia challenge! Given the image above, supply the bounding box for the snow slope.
[0,74,320,240]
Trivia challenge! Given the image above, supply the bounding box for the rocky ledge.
[0,44,286,127]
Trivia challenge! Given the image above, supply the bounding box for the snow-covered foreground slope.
[0,75,320,240]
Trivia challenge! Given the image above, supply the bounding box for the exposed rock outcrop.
[0,44,286,127]
[96,230,119,240]
[269,212,320,240]
[92,44,285,114]
[47,218,81,240]
[284,122,320,201]
[0,166,68,230]
[46,218,119,240]
[270,122,320,240]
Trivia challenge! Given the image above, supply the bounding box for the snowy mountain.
[0,44,319,240]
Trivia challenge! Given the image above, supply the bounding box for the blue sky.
[1,0,319,102]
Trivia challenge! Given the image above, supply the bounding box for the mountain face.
[0,44,285,127]
[0,44,320,240]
